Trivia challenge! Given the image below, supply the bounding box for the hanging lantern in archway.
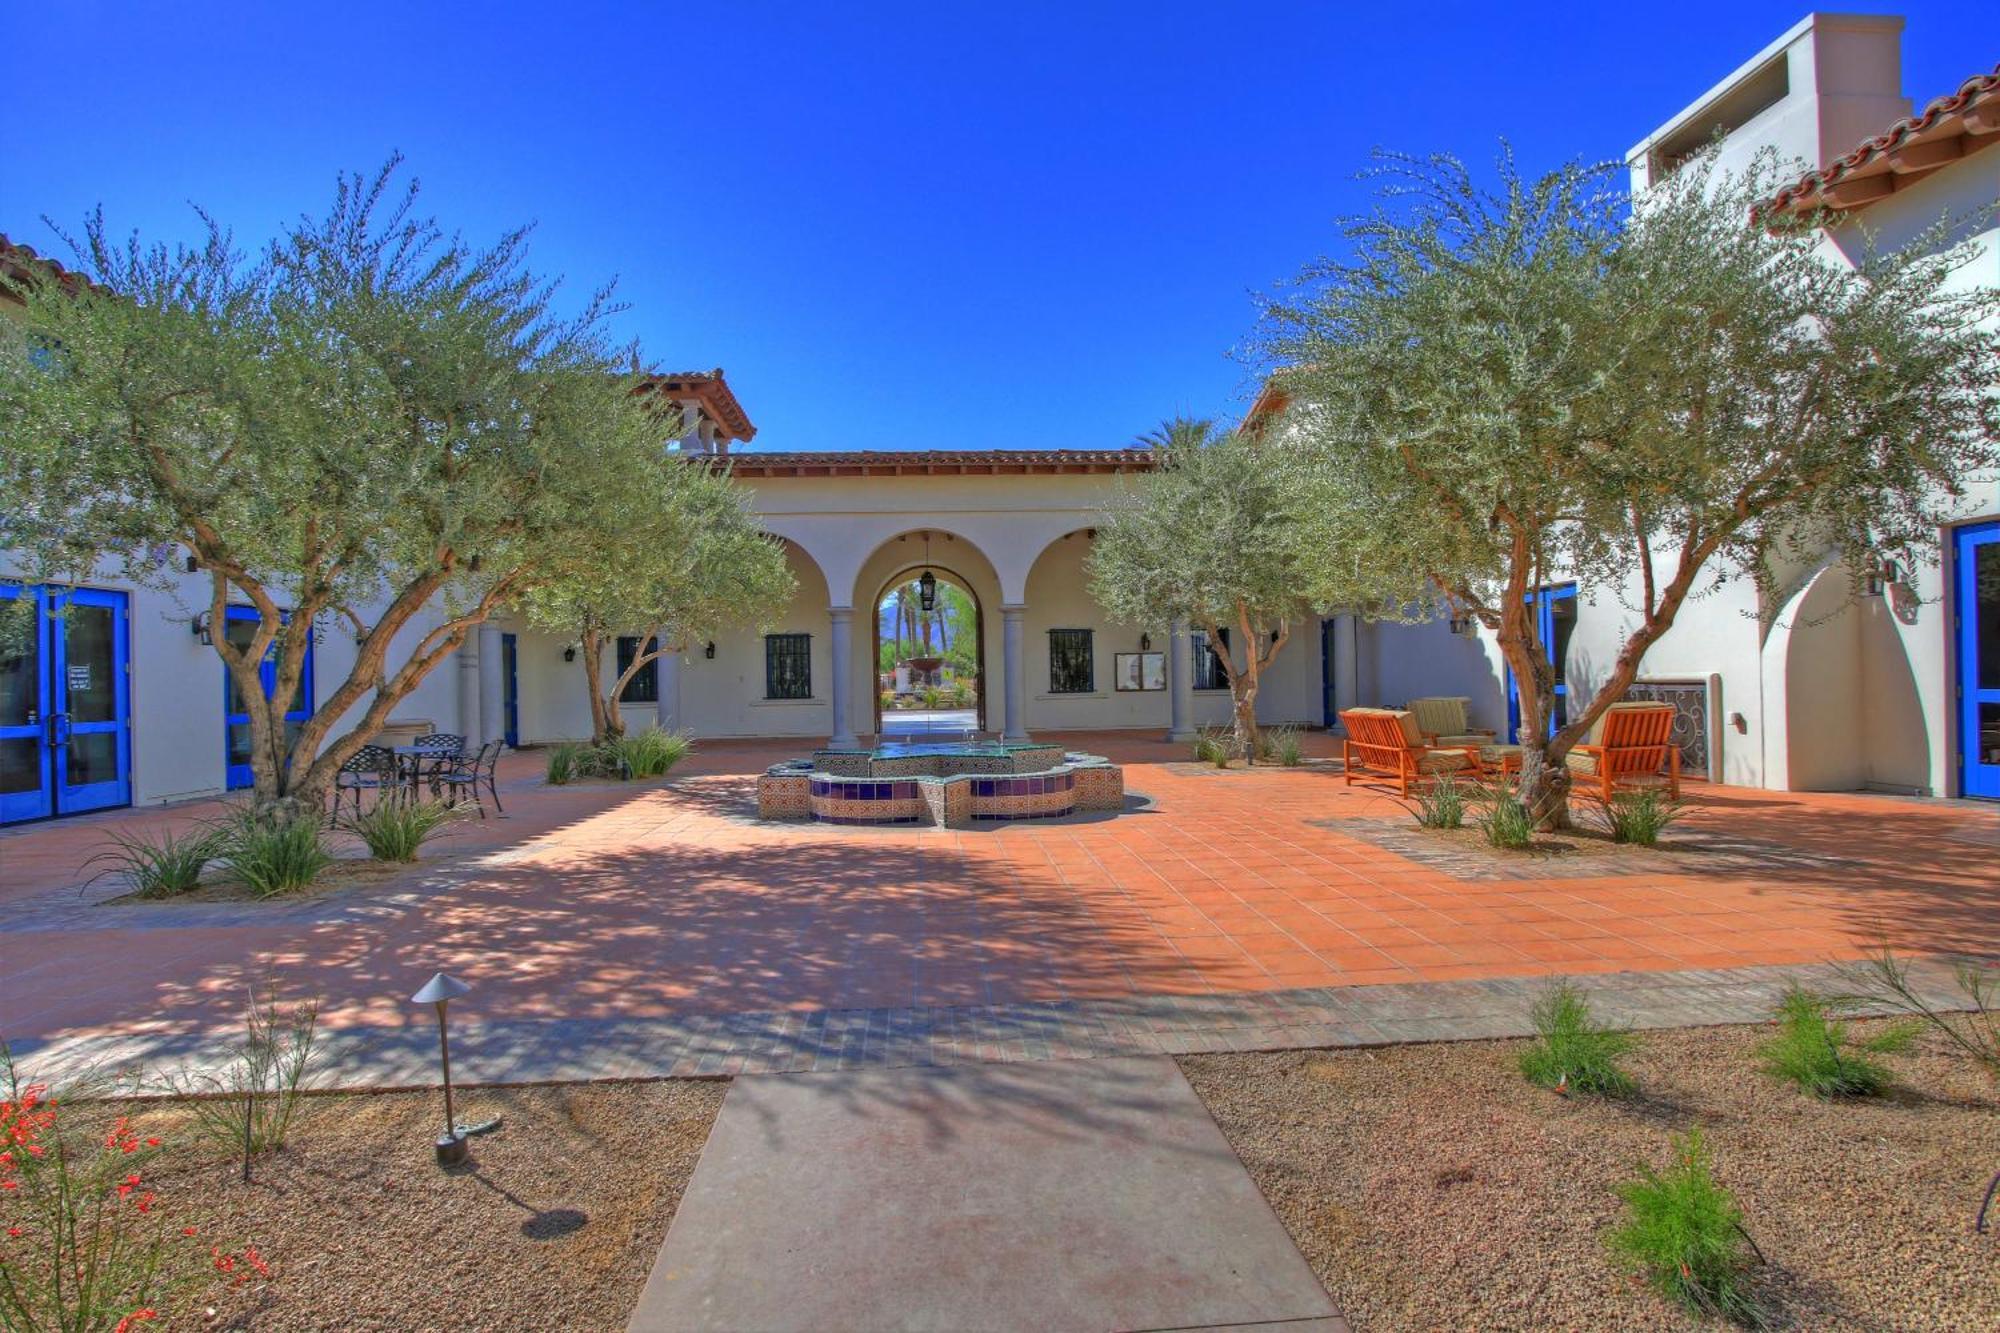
[919,569,937,612]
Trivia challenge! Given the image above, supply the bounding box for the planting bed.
[1182,1020,1999,1331]
[49,1080,724,1331]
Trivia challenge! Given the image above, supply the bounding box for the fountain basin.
[756,742,1123,826]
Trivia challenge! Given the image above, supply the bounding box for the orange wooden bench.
[1565,701,1681,801]
[1339,707,1483,796]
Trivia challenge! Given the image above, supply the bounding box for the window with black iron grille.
[1048,628,1094,694]
[764,633,812,700]
[1192,628,1231,691]
[615,636,659,703]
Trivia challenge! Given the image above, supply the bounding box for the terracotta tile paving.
[2,732,1996,1066]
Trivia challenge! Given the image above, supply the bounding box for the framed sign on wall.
[1114,651,1166,692]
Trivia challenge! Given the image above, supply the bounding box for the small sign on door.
[67,665,92,692]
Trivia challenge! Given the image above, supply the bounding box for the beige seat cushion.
[1567,750,1672,785]
[1407,696,1469,737]
[1416,750,1471,774]
[1565,751,1601,776]
[1435,732,1492,747]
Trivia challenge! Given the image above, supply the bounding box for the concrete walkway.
[627,1055,1345,1333]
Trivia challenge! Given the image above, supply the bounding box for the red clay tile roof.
[1762,63,2000,217]
[719,449,1158,477]
[634,368,756,442]
[0,233,101,302]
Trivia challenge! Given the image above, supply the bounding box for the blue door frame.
[0,584,132,824]
[501,632,520,748]
[222,606,314,791]
[1505,583,1578,743]
[1320,619,1338,728]
[1956,521,1999,800]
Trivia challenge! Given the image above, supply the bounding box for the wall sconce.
[191,612,213,645]
[1865,558,1901,597]
[562,645,576,663]
[1139,633,1152,652]
[1447,614,1475,636]
[184,554,200,574]
[704,641,716,659]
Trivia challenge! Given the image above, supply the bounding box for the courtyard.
[6,735,1995,1081]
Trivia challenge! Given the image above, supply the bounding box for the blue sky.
[5,3,1982,452]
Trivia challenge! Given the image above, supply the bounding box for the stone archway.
[871,563,989,736]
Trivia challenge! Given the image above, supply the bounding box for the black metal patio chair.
[432,739,505,818]
[331,744,397,823]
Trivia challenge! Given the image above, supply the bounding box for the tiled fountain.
[757,740,1124,826]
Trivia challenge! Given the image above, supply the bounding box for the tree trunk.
[579,627,621,744]
[1230,686,1261,763]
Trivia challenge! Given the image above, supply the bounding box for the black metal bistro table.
[391,744,461,799]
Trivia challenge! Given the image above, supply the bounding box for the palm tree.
[1131,416,1219,452]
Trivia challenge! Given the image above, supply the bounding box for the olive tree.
[1261,149,1999,824]
[1088,418,1407,759]
[0,161,688,814]
[519,459,795,743]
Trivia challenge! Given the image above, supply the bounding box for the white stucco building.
[3,11,1994,826]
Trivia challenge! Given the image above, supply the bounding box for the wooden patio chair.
[1406,696,1497,748]
[1565,701,1681,801]
[1339,707,1484,796]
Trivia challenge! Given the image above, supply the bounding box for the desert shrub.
[1759,985,1917,1098]
[919,684,942,709]
[1261,725,1305,766]
[84,825,220,898]
[1519,980,1637,1095]
[1606,1127,1761,1324]
[1411,773,1467,829]
[0,1042,268,1328]
[158,984,320,1177]
[1191,729,1234,768]
[611,726,691,779]
[1836,948,1999,1084]
[1476,779,1533,849]
[544,740,594,785]
[215,808,332,897]
[1592,787,1685,846]
[338,796,458,863]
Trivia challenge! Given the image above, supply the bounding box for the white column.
[1166,619,1195,742]
[655,630,681,734]
[455,637,481,740]
[828,608,857,747]
[1001,605,1028,741]
[477,626,505,746]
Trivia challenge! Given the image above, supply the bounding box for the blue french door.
[222,606,314,790]
[1957,521,2000,800]
[1505,583,1578,743]
[0,585,132,824]
[500,632,520,748]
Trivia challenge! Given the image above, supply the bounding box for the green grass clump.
[1262,725,1305,766]
[1759,985,1917,1098]
[1191,729,1234,768]
[215,808,333,897]
[1606,1127,1762,1324]
[1476,779,1534,849]
[1518,980,1637,1095]
[1593,787,1685,846]
[338,796,459,863]
[85,825,220,898]
[611,726,692,779]
[1411,773,1467,829]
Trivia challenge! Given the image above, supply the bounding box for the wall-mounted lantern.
[1139,633,1152,652]
[1447,614,1476,637]
[704,641,716,659]
[411,971,473,1166]
[562,645,576,663]
[1866,558,1902,598]
[191,612,213,645]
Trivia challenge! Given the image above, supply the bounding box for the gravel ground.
[69,1080,725,1330]
[1181,1023,2000,1331]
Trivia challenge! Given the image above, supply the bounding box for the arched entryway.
[872,563,988,736]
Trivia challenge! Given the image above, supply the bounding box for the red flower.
[183,1226,199,1237]
[114,1310,158,1333]
[5,1226,22,1239]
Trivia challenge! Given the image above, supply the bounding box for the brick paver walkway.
[4,732,1995,1087]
